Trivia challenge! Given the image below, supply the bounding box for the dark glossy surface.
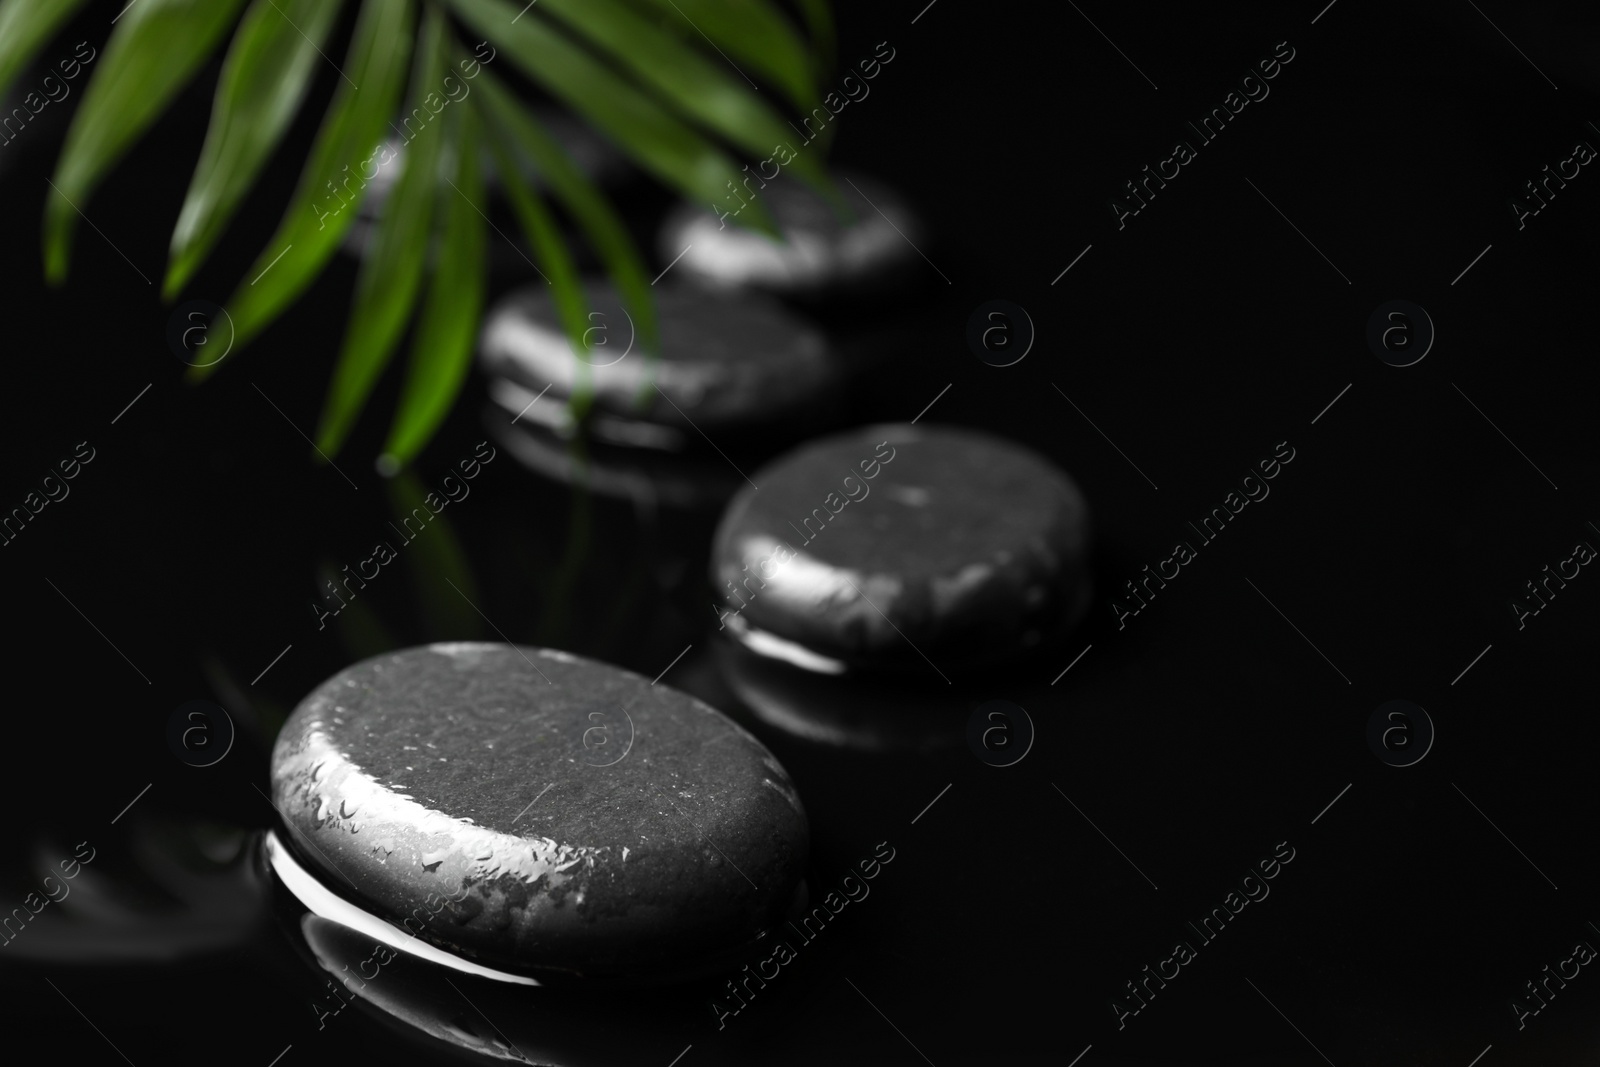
[7,1,1600,1065]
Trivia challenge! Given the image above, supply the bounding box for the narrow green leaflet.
[792,0,835,73]
[165,0,344,298]
[207,0,414,368]
[385,469,485,640]
[44,0,247,282]
[485,110,596,416]
[444,0,776,234]
[314,3,447,457]
[0,0,89,99]
[535,0,832,196]
[382,101,486,466]
[630,0,818,110]
[474,68,655,351]
[489,141,587,341]
[476,69,655,416]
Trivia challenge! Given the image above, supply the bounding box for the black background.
[3,0,1600,1064]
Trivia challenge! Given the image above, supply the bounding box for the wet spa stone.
[269,643,809,983]
[710,424,1092,674]
[479,281,841,444]
[657,171,923,298]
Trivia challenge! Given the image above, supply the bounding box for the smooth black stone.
[656,171,923,298]
[710,424,1093,675]
[479,281,842,435]
[269,643,809,983]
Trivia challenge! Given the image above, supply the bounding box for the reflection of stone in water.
[485,401,744,512]
[1,822,262,965]
[712,631,968,754]
[296,909,779,1064]
[291,873,818,1064]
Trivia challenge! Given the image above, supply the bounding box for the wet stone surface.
[478,281,841,439]
[658,171,922,298]
[711,423,1093,675]
[269,643,809,983]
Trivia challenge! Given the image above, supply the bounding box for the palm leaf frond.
[165,0,344,298]
[445,0,781,234]
[26,0,833,466]
[0,0,90,98]
[45,0,248,282]
[206,0,415,366]
[382,92,488,467]
[315,1,448,457]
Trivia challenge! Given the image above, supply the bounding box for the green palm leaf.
[313,2,447,458]
[45,0,247,283]
[475,66,659,408]
[534,0,834,196]
[206,0,414,366]
[475,64,657,347]
[0,0,89,99]
[382,92,487,467]
[444,0,778,235]
[792,0,835,75]
[164,0,344,298]
[22,0,835,466]
[485,102,597,417]
[630,0,819,111]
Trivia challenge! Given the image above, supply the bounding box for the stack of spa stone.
[478,281,846,508]
[264,163,1095,1052]
[477,169,938,510]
